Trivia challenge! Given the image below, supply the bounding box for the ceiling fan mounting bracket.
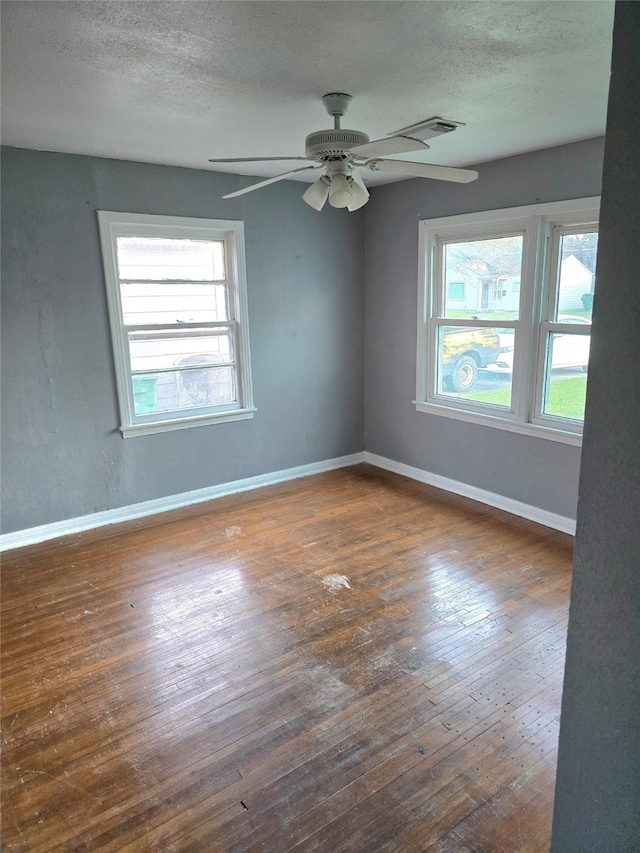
[321,93,353,118]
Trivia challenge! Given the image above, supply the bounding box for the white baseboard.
[365,452,576,536]
[1,449,575,551]
[0,452,366,552]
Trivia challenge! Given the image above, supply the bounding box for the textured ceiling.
[1,1,615,187]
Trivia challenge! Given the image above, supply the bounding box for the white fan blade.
[366,159,478,183]
[349,136,429,159]
[209,156,310,163]
[222,166,322,199]
[302,177,330,211]
[347,169,370,211]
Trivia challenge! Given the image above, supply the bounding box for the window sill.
[413,401,582,446]
[119,407,257,438]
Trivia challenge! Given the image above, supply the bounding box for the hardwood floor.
[1,465,573,852]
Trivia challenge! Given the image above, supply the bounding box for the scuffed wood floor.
[1,465,572,852]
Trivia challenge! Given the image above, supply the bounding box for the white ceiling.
[1,1,615,187]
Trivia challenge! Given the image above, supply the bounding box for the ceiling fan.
[209,93,478,212]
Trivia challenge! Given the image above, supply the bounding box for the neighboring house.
[445,265,522,313]
[557,254,594,312]
[445,267,484,312]
[446,255,592,315]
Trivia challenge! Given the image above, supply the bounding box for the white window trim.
[98,211,255,437]
[415,197,600,445]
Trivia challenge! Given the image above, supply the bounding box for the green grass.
[472,376,587,420]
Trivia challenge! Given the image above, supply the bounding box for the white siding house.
[445,254,592,316]
[557,255,594,312]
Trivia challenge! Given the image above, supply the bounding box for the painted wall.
[364,137,605,519]
[551,2,640,849]
[1,148,365,533]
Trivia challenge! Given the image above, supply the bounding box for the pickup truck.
[441,327,501,392]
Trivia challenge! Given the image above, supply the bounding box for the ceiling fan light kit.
[302,176,330,211]
[328,173,352,208]
[346,170,370,211]
[211,94,478,211]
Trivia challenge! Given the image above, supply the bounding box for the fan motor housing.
[305,129,369,160]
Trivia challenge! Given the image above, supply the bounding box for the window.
[98,212,254,437]
[416,198,599,444]
[449,281,465,300]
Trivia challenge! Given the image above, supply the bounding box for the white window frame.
[98,211,255,437]
[415,197,599,446]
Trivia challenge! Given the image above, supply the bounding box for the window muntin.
[417,200,599,442]
[98,212,254,436]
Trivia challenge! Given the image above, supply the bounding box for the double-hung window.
[98,212,254,437]
[416,198,599,444]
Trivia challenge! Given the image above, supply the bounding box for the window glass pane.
[121,282,228,324]
[442,235,523,320]
[132,366,236,415]
[435,325,511,407]
[555,231,598,321]
[542,332,590,420]
[128,329,234,372]
[116,237,225,281]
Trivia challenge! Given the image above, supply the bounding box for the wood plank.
[1,465,571,851]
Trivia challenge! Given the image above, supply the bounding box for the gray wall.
[0,138,609,535]
[364,136,604,519]
[551,2,640,849]
[1,149,365,533]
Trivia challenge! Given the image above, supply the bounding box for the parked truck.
[441,327,502,392]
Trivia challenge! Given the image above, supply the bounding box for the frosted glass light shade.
[302,178,330,211]
[328,174,353,208]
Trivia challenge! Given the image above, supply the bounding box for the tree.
[560,232,598,274]
[445,236,522,280]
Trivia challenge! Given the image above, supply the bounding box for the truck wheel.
[449,355,478,392]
